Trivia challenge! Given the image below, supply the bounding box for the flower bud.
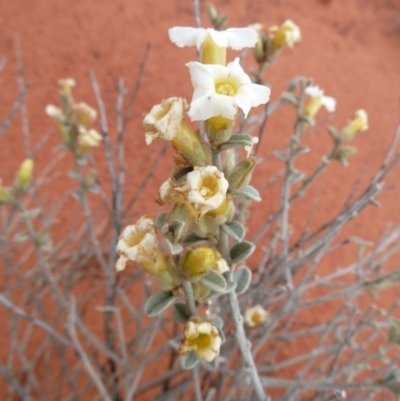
[15,159,34,192]
[227,157,257,193]
[244,305,269,327]
[57,78,76,94]
[269,20,301,49]
[182,246,229,277]
[0,181,12,204]
[177,166,229,218]
[341,109,368,141]
[205,196,235,226]
[179,317,222,362]
[73,102,98,125]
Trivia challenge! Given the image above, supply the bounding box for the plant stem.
[182,280,197,316]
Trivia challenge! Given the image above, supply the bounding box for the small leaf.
[88,184,101,194]
[224,281,237,293]
[295,146,310,156]
[218,134,253,151]
[274,151,287,162]
[327,126,340,142]
[144,291,175,317]
[234,185,261,202]
[181,351,199,369]
[14,232,29,243]
[164,239,183,255]
[288,169,305,184]
[173,303,191,324]
[200,270,227,292]
[201,358,218,371]
[183,233,208,245]
[222,221,245,241]
[209,315,224,330]
[71,190,82,200]
[233,266,252,294]
[19,208,41,220]
[280,92,298,105]
[156,212,169,230]
[230,242,255,264]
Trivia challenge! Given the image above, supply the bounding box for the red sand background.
[0,0,400,397]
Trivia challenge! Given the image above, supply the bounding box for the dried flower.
[177,166,229,217]
[73,102,98,125]
[179,318,222,362]
[77,127,102,150]
[244,305,269,327]
[186,58,270,121]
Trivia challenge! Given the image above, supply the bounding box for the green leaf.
[183,233,208,245]
[181,351,199,370]
[288,169,305,184]
[222,221,245,241]
[208,315,224,330]
[233,266,252,294]
[156,212,169,230]
[224,281,237,293]
[173,303,191,324]
[218,134,253,151]
[230,242,255,264]
[200,270,227,292]
[201,358,218,371]
[144,291,175,317]
[280,91,298,105]
[274,151,287,162]
[234,185,261,202]
[295,146,310,156]
[164,239,183,255]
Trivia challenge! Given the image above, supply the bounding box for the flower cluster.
[46,79,102,158]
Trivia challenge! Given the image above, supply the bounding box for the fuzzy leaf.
[144,291,175,317]
[288,169,305,184]
[295,146,310,156]
[200,270,227,292]
[201,358,218,371]
[274,151,287,162]
[234,185,261,202]
[230,242,255,264]
[156,212,169,230]
[181,351,199,370]
[233,266,252,294]
[218,134,253,151]
[224,281,237,293]
[222,221,245,241]
[164,239,183,255]
[183,233,208,245]
[280,92,298,105]
[208,315,224,330]
[173,303,191,324]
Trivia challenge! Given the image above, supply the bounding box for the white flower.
[57,78,76,94]
[73,102,98,125]
[305,85,336,113]
[186,57,270,121]
[45,105,64,120]
[179,318,222,362]
[169,27,258,50]
[77,127,102,149]
[143,97,188,145]
[244,305,269,328]
[177,166,229,217]
[116,216,159,265]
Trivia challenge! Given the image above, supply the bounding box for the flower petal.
[236,83,270,117]
[226,58,251,85]
[188,93,237,121]
[225,28,258,50]
[321,96,336,112]
[168,27,208,48]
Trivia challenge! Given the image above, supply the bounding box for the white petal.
[226,58,251,84]
[236,84,270,117]
[322,96,336,112]
[186,61,216,89]
[208,29,229,47]
[188,93,237,121]
[168,27,208,48]
[225,28,258,50]
[305,85,323,98]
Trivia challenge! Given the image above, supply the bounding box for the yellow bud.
[202,35,227,65]
[15,159,34,191]
[341,109,369,141]
[205,196,235,225]
[303,96,322,119]
[182,247,228,277]
[57,78,76,94]
[207,116,233,132]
